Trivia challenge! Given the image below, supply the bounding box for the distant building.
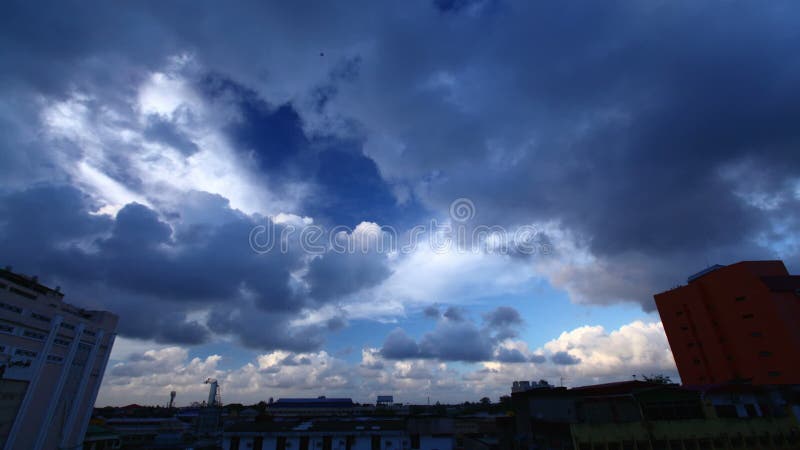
[511,381,531,393]
[0,267,118,449]
[267,397,372,417]
[654,260,800,385]
[511,380,551,393]
[376,395,393,406]
[82,424,121,450]
[103,417,190,448]
[224,418,454,450]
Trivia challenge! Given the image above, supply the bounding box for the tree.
[479,397,491,406]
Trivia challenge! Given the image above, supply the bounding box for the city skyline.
[1,1,800,407]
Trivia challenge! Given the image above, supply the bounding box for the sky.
[1,0,799,407]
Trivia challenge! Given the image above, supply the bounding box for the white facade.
[0,269,118,450]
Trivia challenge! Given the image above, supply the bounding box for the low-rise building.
[103,416,191,449]
[224,419,408,450]
[512,380,800,450]
[82,424,121,450]
[224,417,456,450]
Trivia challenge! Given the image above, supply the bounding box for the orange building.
[654,261,800,385]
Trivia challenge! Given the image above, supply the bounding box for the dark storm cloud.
[110,352,174,378]
[380,306,523,362]
[143,115,200,156]
[442,306,466,322]
[1,0,799,347]
[198,75,426,228]
[380,328,421,360]
[416,321,496,361]
[308,1,800,305]
[114,302,210,345]
[482,306,522,328]
[528,353,546,364]
[551,351,581,366]
[306,249,392,302]
[0,185,368,350]
[199,75,315,181]
[423,305,441,319]
[495,347,526,363]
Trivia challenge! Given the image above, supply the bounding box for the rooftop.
[226,419,406,434]
[687,264,726,283]
[271,398,356,409]
[0,266,64,298]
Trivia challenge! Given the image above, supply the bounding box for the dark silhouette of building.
[511,380,800,449]
[654,261,800,385]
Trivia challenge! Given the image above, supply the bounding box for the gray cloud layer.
[381,306,523,362]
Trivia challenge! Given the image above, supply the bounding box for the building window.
[768,371,780,377]
[735,296,747,302]
[22,329,46,341]
[759,351,772,357]
[741,313,754,319]
[30,312,51,323]
[751,331,763,337]
[54,338,71,346]
[15,349,37,358]
[47,355,64,363]
[0,302,22,314]
[687,342,695,348]
[676,311,683,316]
[60,322,75,330]
[0,324,14,334]
[9,287,36,300]
[680,325,689,331]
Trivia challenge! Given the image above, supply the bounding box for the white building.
[0,268,118,450]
